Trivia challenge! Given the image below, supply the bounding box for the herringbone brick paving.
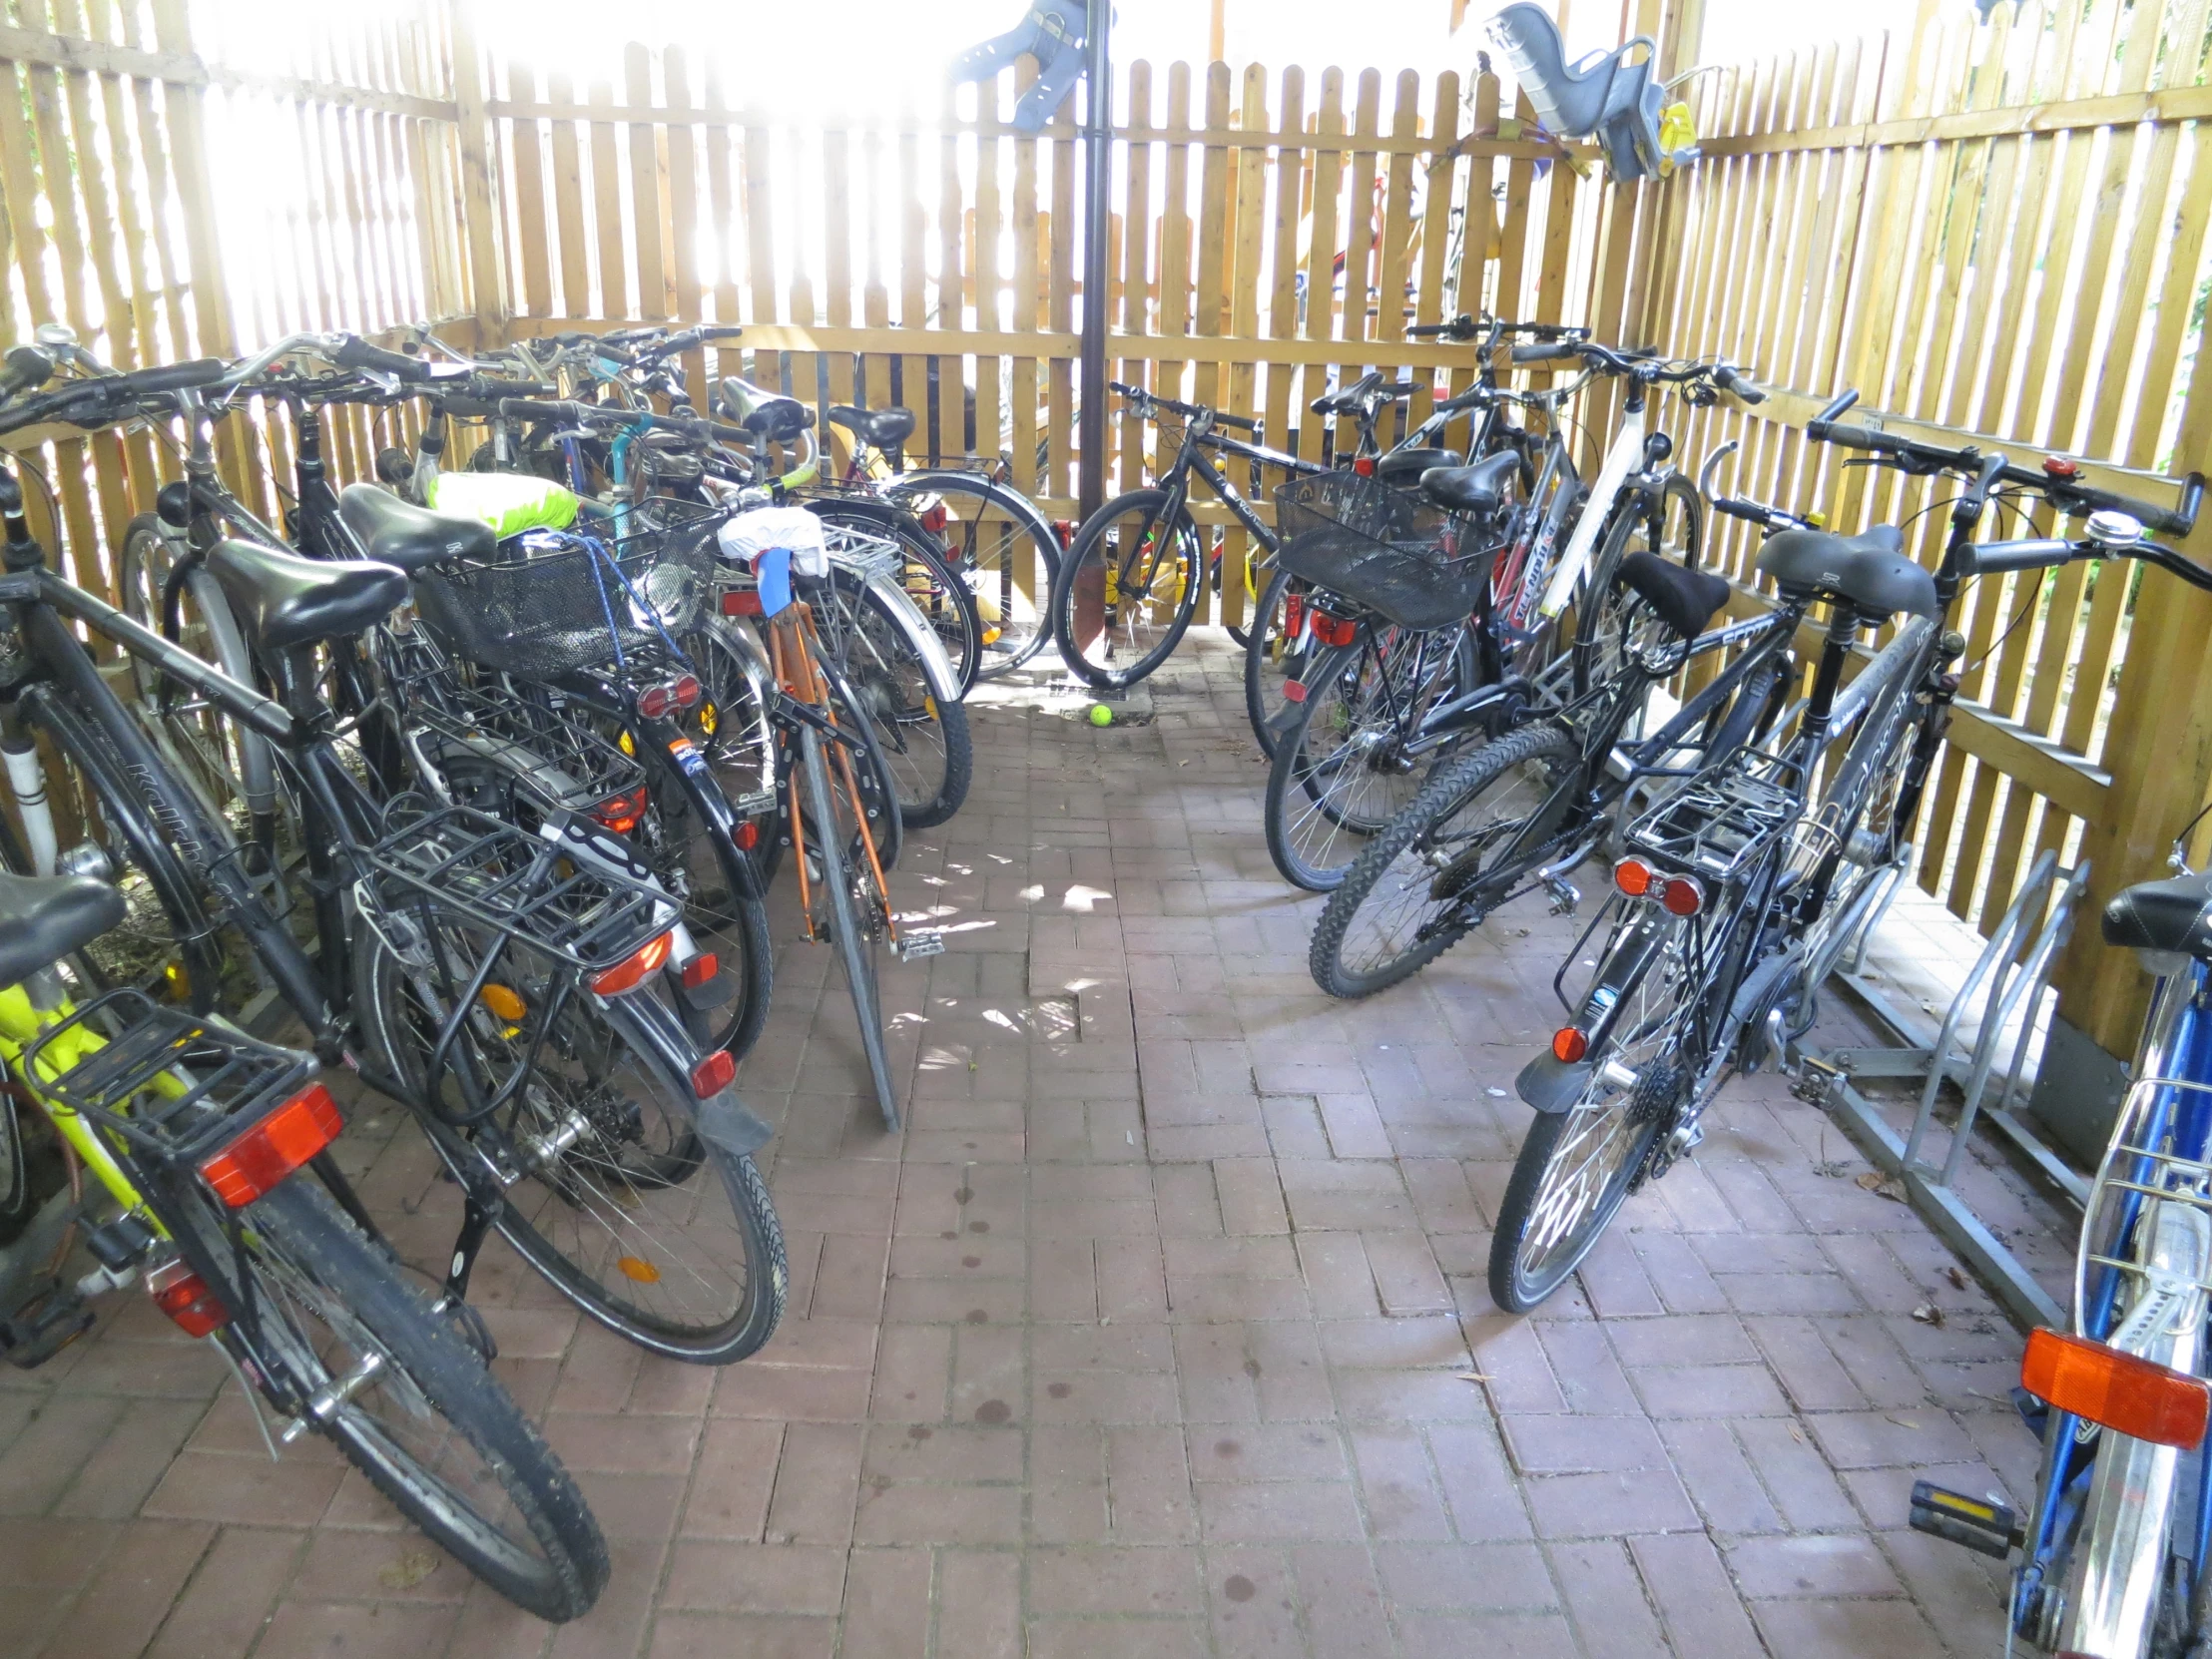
[0,638,2042,1657]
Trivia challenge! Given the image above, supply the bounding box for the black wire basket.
[408,672,650,816]
[410,527,709,680]
[1271,471,1494,633]
[23,992,319,1166]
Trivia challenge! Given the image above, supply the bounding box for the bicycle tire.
[1243,566,1312,760]
[224,1178,609,1618]
[1310,722,1580,997]
[765,652,906,884]
[1265,629,1482,892]
[812,568,974,830]
[801,724,901,1132]
[350,926,788,1364]
[807,500,984,693]
[1489,910,1684,1314]
[884,472,1062,678]
[1574,473,1704,701]
[1051,488,1204,690]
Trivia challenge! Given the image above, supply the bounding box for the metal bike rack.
[1804,848,2089,1331]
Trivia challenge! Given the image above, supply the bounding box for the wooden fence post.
[148,0,235,359]
[448,0,505,336]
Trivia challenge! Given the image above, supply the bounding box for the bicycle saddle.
[336,483,495,572]
[716,378,814,442]
[1419,451,1518,516]
[2103,867,2212,960]
[1312,371,1413,416]
[827,404,916,450]
[1613,550,1733,641]
[1377,447,1463,487]
[1755,523,1938,622]
[0,870,126,989]
[206,538,409,653]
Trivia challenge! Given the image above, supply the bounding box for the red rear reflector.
[733,820,761,850]
[1284,594,1305,635]
[722,590,764,616]
[199,1083,343,1208]
[591,786,648,834]
[689,1048,737,1098]
[1353,456,1376,477]
[1283,680,1308,703]
[638,684,675,720]
[148,1261,230,1338]
[682,952,720,989]
[2022,1328,2211,1448]
[592,930,674,996]
[1660,875,1706,917]
[917,505,948,533]
[673,674,703,710]
[1552,1027,1589,1063]
[1613,857,1655,897]
[1312,612,1359,647]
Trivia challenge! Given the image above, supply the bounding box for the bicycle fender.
[691,1088,775,1159]
[1517,1052,1595,1113]
[598,981,773,1157]
[634,712,767,903]
[862,571,962,704]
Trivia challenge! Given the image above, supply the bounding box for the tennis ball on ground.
[1089,703,1114,727]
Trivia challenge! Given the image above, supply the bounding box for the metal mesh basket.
[1271,472,1494,632]
[409,673,649,814]
[411,526,709,679]
[24,992,317,1165]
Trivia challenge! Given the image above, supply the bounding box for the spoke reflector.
[616,1256,663,1285]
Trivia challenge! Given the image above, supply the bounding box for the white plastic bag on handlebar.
[717,504,829,577]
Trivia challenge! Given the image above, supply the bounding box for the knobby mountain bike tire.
[1310,721,1581,998]
[1051,487,1205,690]
[799,722,901,1132]
[884,471,1062,679]
[350,924,788,1364]
[215,1177,609,1618]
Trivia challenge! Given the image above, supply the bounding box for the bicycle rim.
[893,475,1059,677]
[1057,491,1202,688]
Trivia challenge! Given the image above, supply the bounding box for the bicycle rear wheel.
[1051,488,1204,690]
[809,502,983,693]
[351,923,787,1363]
[810,569,973,830]
[201,1177,609,1618]
[1244,566,1316,760]
[885,472,1061,678]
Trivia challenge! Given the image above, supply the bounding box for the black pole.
[1077,0,1112,523]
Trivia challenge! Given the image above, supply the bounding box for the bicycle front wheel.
[1244,566,1315,760]
[799,724,901,1132]
[211,1177,609,1618]
[811,569,974,830]
[810,502,983,692]
[1052,488,1204,690]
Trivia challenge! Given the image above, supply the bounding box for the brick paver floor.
[0,637,2037,1657]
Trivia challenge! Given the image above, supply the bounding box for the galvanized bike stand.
[1802,848,2087,1332]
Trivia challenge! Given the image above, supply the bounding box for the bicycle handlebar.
[0,357,228,434]
[1808,386,2201,536]
[1107,380,1255,431]
[493,396,753,444]
[331,335,430,381]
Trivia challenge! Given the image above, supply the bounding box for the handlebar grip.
[1711,498,1773,525]
[1108,380,1140,398]
[1969,538,2075,575]
[0,346,54,400]
[330,337,428,382]
[1510,342,1580,364]
[700,325,744,342]
[1807,388,1861,439]
[1814,421,1890,452]
[120,358,230,394]
[1712,366,1766,405]
[478,378,556,398]
[1212,410,1257,431]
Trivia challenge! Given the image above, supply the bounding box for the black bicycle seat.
[336,484,495,572]
[1312,371,1384,416]
[206,539,409,653]
[0,871,126,988]
[1756,523,1937,622]
[1419,451,1518,516]
[1377,447,1464,487]
[827,404,916,450]
[718,379,815,442]
[1613,551,1733,641]
[2104,867,2212,959]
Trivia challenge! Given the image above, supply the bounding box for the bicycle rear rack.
[1623,753,1798,886]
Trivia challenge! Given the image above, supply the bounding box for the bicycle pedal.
[892,929,946,962]
[1542,876,1580,915]
[1909,1480,2022,1560]
[0,1276,96,1371]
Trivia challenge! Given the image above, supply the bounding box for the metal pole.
[1077,0,1112,523]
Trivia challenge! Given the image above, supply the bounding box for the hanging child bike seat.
[1485,3,1676,183]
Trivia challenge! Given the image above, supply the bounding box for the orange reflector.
[198,1083,344,1209]
[591,931,674,997]
[478,983,527,1022]
[616,1256,662,1284]
[1660,874,1706,917]
[1552,1027,1589,1063]
[732,820,761,851]
[690,1048,737,1098]
[2021,1327,2211,1449]
[722,590,764,617]
[1283,679,1308,703]
[148,1260,230,1338]
[1614,857,1655,897]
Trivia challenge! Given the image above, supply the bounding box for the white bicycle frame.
[1537,395,1648,621]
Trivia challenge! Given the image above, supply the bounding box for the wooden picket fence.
[9,0,2212,1056]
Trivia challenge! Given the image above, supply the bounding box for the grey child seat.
[1484,3,1673,183]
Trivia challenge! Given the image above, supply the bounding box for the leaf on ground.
[377,1548,440,1590]
[1457,1373,1493,1383]
[1945,1266,1968,1291]
[1911,1302,1945,1327]
[1854,1170,1908,1202]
